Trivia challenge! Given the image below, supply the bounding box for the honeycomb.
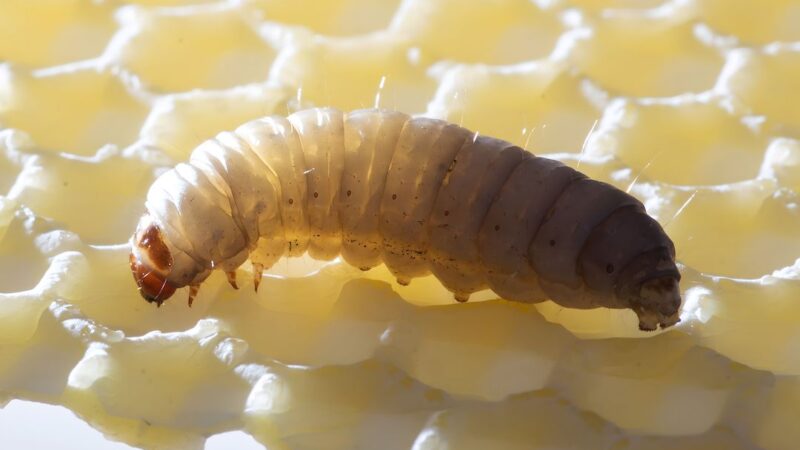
[1,0,799,449]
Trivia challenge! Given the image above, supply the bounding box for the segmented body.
[130,107,682,330]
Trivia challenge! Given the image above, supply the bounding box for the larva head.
[129,216,177,306]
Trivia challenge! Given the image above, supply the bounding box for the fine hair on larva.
[129,107,682,331]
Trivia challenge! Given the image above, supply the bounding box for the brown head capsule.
[129,220,177,306]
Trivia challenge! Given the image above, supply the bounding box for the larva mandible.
[129,108,682,331]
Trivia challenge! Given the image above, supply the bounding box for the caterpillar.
[129,108,682,331]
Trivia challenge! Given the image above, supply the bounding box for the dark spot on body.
[494,225,500,231]
[313,192,319,198]
[288,198,294,205]
[444,210,449,216]
[347,190,352,197]
[392,194,397,200]
[549,239,556,246]
[606,263,614,274]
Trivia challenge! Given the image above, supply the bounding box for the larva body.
[130,108,681,331]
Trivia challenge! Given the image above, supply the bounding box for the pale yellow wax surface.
[0,0,799,449]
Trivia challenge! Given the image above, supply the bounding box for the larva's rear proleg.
[226,271,238,290]
[636,277,681,331]
[613,247,681,330]
[129,107,683,331]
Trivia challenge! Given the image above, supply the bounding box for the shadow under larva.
[129,107,681,331]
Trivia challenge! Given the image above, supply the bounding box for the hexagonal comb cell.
[390,0,564,65]
[0,0,116,68]
[246,0,403,36]
[697,0,800,44]
[572,12,725,97]
[586,98,768,186]
[718,46,800,136]
[427,62,602,153]
[0,64,148,155]
[106,4,277,92]
[270,34,437,112]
